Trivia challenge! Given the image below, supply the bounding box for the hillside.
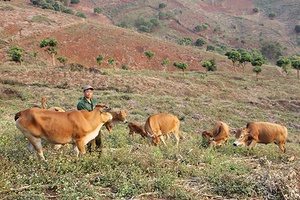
[1,0,299,71]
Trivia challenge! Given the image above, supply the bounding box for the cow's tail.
[14,111,22,121]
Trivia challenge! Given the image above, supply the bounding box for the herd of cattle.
[14,104,288,160]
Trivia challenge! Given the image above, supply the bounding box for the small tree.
[173,62,188,75]
[225,50,241,73]
[276,57,291,75]
[96,54,103,68]
[239,52,253,73]
[251,54,264,81]
[252,66,262,81]
[161,59,170,72]
[57,56,68,66]
[202,61,212,72]
[159,3,167,9]
[40,38,58,67]
[9,46,24,65]
[290,55,300,79]
[144,51,155,62]
[76,12,86,18]
[195,38,206,47]
[107,57,116,70]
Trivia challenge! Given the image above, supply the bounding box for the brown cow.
[233,122,288,153]
[202,121,229,148]
[144,113,180,146]
[104,110,127,133]
[15,105,112,160]
[128,122,147,138]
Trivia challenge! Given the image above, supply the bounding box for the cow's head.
[233,129,251,147]
[95,104,111,113]
[146,132,160,146]
[117,110,128,123]
[202,130,213,140]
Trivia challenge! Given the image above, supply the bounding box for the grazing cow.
[144,113,180,146]
[128,122,147,138]
[15,105,112,160]
[202,121,229,147]
[104,110,127,133]
[233,122,288,153]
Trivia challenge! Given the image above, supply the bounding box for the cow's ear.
[100,108,111,113]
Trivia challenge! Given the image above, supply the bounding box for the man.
[77,85,102,153]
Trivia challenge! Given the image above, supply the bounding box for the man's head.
[82,85,94,100]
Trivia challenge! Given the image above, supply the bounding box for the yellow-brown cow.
[202,121,229,148]
[15,105,112,160]
[144,113,180,146]
[233,122,288,153]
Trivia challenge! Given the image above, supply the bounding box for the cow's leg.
[174,131,180,147]
[247,140,257,151]
[27,136,45,160]
[278,142,286,153]
[75,140,86,157]
[73,144,80,157]
[159,135,167,146]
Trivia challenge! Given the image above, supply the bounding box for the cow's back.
[145,113,180,135]
[247,122,288,143]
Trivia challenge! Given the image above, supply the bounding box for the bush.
[76,12,86,19]
[195,38,206,47]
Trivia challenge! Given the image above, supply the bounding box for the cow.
[202,121,229,148]
[233,122,288,153]
[128,122,147,138]
[15,105,112,160]
[104,110,127,133]
[144,113,180,146]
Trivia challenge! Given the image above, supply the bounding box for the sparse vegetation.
[9,46,24,65]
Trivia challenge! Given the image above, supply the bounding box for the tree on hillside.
[261,41,284,61]
[107,57,116,70]
[144,51,155,62]
[276,57,291,76]
[161,59,170,72]
[251,55,264,81]
[179,37,193,46]
[173,62,188,76]
[40,38,58,67]
[195,38,206,47]
[94,7,102,15]
[96,54,103,68]
[290,55,300,79]
[159,3,167,9]
[225,50,241,73]
[239,52,253,73]
[76,12,86,18]
[9,46,24,65]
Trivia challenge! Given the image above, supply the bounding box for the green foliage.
[135,17,159,33]
[239,52,253,72]
[290,55,300,78]
[206,45,215,51]
[107,57,116,69]
[276,57,291,74]
[53,2,65,12]
[117,21,130,28]
[144,51,155,61]
[202,59,217,72]
[268,12,276,19]
[9,46,24,64]
[63,8,74,15]
[225,50,241,67]
[75,12,86,18]
[121,64,129,70]
[96,54,103,67]
[253,7,259,13]
[194,23,210,32]
[260,41,284,61]
[159,2,167,9]
[40,38,58,48]
[57,56,68,65]
[295,25,300,33]
[173,62,188,72]
[161,59,170,71]
[178,37,193,46]
[94,7,102,14]
[195,38,206,47]
[70,0,80,4]
[42,3,54,10]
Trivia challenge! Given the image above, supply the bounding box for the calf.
[15,105,112,160]
[128,122,147,138]
[233,122,288,153]
[202,121,229,147]
[104,110,127,133]
[144,113,180,146]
